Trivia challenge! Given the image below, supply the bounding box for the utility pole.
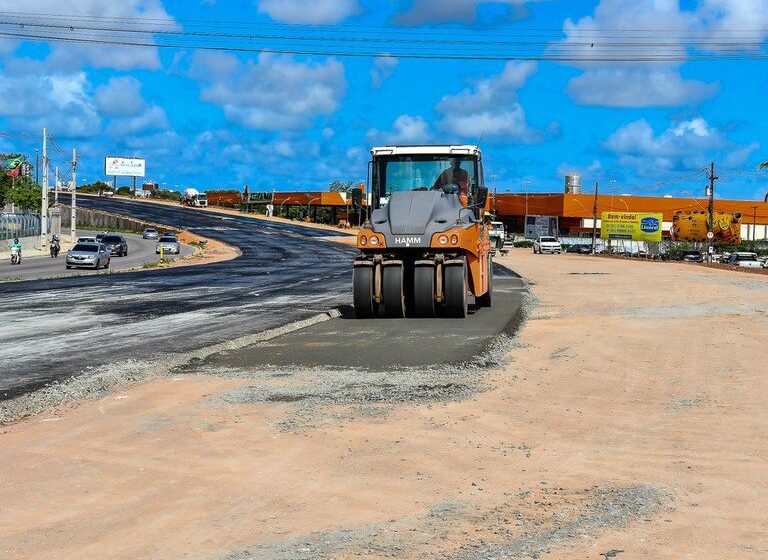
[41,128,49,249]
[71,148,77,242]
[752,205,758,245]
[591,181,599,255]
[54,166,59,204]
[706,162,717,260]
[35,149,39,185]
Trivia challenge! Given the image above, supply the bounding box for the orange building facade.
[492,193,768,237]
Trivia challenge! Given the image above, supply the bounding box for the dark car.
[95,232,108,243]
[672,250,703,262]
[566,244,592,254]
[101,234,129,256]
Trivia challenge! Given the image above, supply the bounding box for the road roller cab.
[353,145,493,318]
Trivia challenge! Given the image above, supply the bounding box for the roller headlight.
[360,236,367,246]
[450,234,459,245]
[438,235,449,245]
[369,236,379,246]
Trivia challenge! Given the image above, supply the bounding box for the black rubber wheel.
[477,254,493,308]
[382,265,406,318]
[413,265,436,318]
[353,266,377,319]
[444,259,468,318]
[66,265,71,269]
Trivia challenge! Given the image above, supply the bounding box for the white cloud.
[106,105,170,136]
[604,117,758,176]
[367,114,431,144]
[566,68,719,108]
[557,0,768,107]
[94,77,147,117]
[0,72,101,137]
[257,0,360,24]
[0,0,176,71]
[370,55,399,89]
[435,61,542,142]
[191,52,347,130]
[394,0,541,24]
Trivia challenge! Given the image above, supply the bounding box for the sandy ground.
[1,252,767,559]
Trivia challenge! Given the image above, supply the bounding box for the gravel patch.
[211,485,669,560]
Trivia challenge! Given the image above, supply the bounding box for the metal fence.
[0,213,41,241]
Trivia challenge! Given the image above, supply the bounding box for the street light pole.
[41,128,49,250]
[71,148,77,242]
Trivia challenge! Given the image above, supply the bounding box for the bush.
[116,186,132,196]
[513,240,534,248]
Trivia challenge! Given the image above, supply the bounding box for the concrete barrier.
[56,205,179,236]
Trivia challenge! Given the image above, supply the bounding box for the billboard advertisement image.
[105,157,146,178]
[671,210,742,244]
[600,212,663,242]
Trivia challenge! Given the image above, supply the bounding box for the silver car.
[143,228,159,239]
[66,242,111,269]
[156,235,180,255]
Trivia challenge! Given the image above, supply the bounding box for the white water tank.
[564,174,582,194]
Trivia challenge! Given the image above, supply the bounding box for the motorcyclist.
[50,235,61,257]
[11,237,22,264]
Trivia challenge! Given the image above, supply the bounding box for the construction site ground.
[1,251,767,559]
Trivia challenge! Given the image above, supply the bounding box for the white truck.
[726,252,763,269]
[183,188,208,208]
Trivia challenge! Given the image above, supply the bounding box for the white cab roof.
[371,145,481,157]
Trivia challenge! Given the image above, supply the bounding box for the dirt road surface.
[1,252,767,559]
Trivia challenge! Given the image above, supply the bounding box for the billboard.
[105,157,145,178]
[525,215,559,240]
[601,212,663,242]
[671,210,742,244]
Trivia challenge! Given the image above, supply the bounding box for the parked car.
[156,235,180,255]
[77,236,97,244]
[100,234,129,256]
[726,252,763,268]
[566,244,592,254]
[533,236,562,254]
[142,228,159,239]
[66,243,111,269]
[671,250,704,263]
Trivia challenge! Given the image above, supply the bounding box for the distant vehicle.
[488,221,505,250]
[566,244,592,254]
[727,252,763,268]
[183,188,208,208]
[156,235,180,255]
[672,250,703,263]
[142,228,159,239]
[77,236,97,244]
[66,243,111,269]
[10,245,21,265]
[533,236,562,254]
[95,232,108,244]
[101,234,128,256]
[98,189,114,197]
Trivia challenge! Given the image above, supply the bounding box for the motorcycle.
[50,237,61,258]
[10,246,21,265]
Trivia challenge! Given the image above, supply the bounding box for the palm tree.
[759,161,768,171]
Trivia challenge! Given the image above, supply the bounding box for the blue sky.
[0,0,767,200]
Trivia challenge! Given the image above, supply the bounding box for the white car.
[726,252,763,269]
[533,236,562,254]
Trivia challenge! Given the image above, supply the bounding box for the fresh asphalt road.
[1,196,524,401]
[0,232,193,282]
[1,196,356,399]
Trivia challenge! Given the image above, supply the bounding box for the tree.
[116,186,132,196]
[7,176,42,211]
[329,179,359,193]
[759,162,768,171]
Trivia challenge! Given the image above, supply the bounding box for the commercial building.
[491,192,768,241]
